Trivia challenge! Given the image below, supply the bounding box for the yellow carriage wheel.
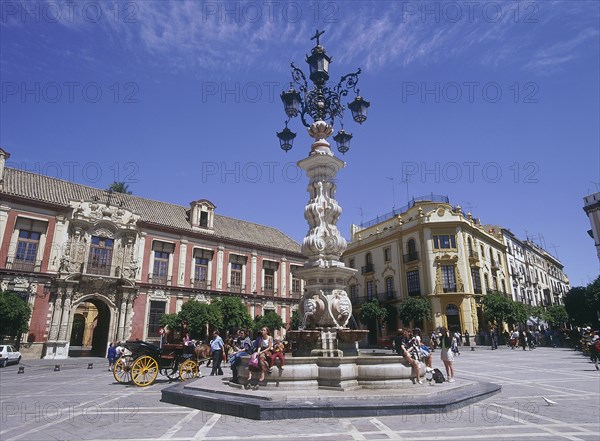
[179,359,199,381]
[113,356,134,384]
[131,355,159,387]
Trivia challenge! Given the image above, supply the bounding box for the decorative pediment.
[381,264,396,278]
[149,289,168,300]
[70,199,140,229]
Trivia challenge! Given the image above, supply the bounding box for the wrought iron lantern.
[277,30,370,151]
[280,86,301,118]
[348,95,370,124]
[333,128,353,154]
[276,123,297,152]
[306,44,331,85]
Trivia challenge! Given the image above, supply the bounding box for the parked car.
[377,335,396,349]
[0,345,22,367]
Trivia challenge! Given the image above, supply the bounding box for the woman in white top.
[256,327,273,381]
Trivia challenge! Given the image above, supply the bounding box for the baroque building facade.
[343,196,571,339]
[503,229,570,309]
[343,196,510,338]
[0,149,304,359]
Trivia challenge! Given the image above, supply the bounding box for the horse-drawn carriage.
[113,340,201,387]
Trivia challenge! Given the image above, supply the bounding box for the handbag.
[248,353,259,369]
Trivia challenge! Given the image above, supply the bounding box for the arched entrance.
[445,303,462,333]
[69,298,111,357]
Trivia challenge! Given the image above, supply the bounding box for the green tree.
[564,278,600,327]
[0,291,32,348]
[253,311,284,334]
[396,296,432,327]
[510,301,529,327]
[359,299,388,342]
[544,305,569,328]
[212,296,252,336]
[178,300,222,340]
[290,309,300,330]
[482,291,514,325]
[107,181,132,194]
[159,313,180,331]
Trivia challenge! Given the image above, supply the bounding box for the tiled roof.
[1,168,302,255]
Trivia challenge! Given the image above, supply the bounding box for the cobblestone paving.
[1,346,598,441]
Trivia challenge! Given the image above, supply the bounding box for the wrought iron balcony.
[227,283,246,294]
[443,285,457,293]
[403,252,419,263]
[474,287,483,294]
[361,264,374,274]
[86,261,112,276]
[262,287,278,296]
[408,290,421,297]
[5,257,42,272]
[191,279,211,289]
[290,290,302,299]
[148,274,171,286]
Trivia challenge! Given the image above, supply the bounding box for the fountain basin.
[237,355,425,391]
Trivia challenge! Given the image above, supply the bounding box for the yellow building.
[343,196,509,339]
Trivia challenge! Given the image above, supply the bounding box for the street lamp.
[277,29,370,154]
[277,31,371,352]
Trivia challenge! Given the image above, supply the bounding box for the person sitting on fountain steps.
[398,329,423,384]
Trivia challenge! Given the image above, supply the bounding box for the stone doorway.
[68,299,110,357]
[445,303,462,334]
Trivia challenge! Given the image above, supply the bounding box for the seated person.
[269,338,285,371]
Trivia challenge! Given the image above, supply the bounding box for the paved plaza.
[1,346,599,441]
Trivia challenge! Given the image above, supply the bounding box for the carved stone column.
[291,120,363,356]
[117,295,127,342]
[216,245,224,289]
[251,250,258,292]
[57,288,73,341]
[48,293,63,341]
[123,293,135,340]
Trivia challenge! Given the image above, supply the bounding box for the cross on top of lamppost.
[276,30,371,154]
[311,29,325,46]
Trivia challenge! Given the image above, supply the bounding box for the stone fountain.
[160,33,501,417]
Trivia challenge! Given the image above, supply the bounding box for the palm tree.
[107,181,132,194]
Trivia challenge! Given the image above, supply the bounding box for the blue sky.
[1,0,599,286]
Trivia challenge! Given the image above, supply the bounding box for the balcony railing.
[86,262,112,276]
[361,264,374,274]
[403,252,419,263]
[5,257,42,272]
[408,290,421,297]
[290,290,302,299]
[191,279,211,289]
[474,287,483,294]
[262,287,278,296]
[443,285,457,293]
[384,290,396,300]
[148,274,171,285]
[227,283,246,294]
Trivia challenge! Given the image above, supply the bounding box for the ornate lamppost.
[278,31,370,356]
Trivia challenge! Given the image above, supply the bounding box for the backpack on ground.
[432,368,445,383]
